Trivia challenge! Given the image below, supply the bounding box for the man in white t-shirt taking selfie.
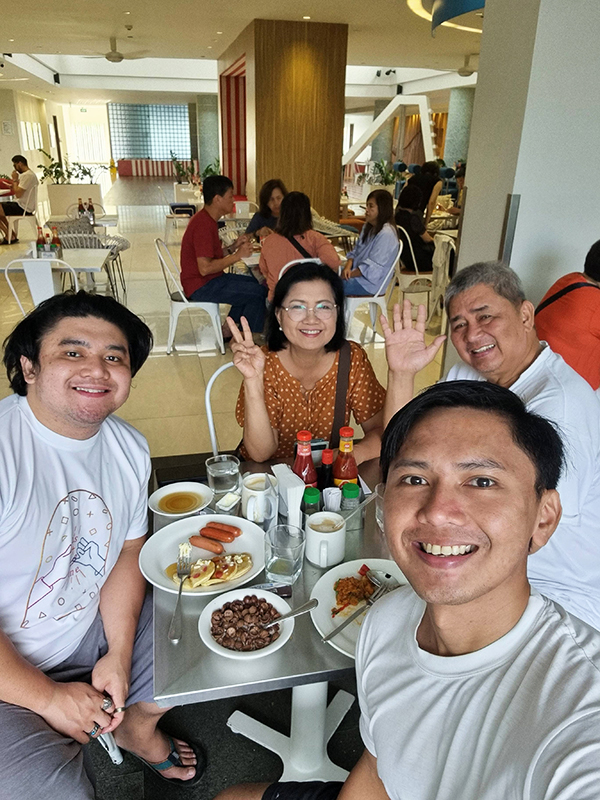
[215,381,600,800]
[0,154,39,244]
[0,292,202,798]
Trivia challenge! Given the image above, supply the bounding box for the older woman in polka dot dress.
[229,261,386,463]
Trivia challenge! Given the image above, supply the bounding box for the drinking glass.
[265,524,305,585]
[375,483,385,532]
[206,455,240,496]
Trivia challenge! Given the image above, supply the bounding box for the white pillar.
[457,0,600,305]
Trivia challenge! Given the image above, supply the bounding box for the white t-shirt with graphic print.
[0,394,150,670]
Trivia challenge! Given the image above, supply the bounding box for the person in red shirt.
[535,239,600,390]
[180,175,267,333]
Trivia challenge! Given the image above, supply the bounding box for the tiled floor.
[0,175,444,457]
[0,177,445,799]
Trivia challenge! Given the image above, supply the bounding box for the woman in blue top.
[245,179,288,238]
[342,189,399,296]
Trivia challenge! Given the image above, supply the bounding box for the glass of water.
[265,524,305,585]
[375,483,385,532]
[205,455,241,496]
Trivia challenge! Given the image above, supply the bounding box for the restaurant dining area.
[1,1,600,799]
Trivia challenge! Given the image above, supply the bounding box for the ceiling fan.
[457,54,478,77]
[86,37,149,63]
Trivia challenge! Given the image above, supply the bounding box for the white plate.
[310,558,407,659]
[148,481,214,519]
[198,588,293,660]
[139,514,265,596]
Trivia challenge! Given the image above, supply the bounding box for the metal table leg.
[227,681,353,781]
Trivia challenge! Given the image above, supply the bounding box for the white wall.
[0,90,21,171]
[457,0,600,305]
[509,0,600,302]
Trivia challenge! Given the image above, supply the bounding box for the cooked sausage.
[201,526,235,543]
[189,535,224,554]
[206,521,242,537]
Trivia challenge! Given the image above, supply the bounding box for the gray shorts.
[262,782,343,800]
[0,591,154,800]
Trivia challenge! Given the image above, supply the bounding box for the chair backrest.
[234,201,258,215]
[154,237,187,302]
[370,243,404,299]
[205,362,236,456]
[66,202,105,221]
[397,225,424,277]
[277,258,319,281]
[60,231,105,250]
[52,216,94,235]
[4,258,78,315]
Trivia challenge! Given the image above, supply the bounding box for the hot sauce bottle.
[333,427,358,487]
[292,430,318,488]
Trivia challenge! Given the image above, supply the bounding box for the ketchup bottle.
[333,427,358,487]
[292,430,318,488]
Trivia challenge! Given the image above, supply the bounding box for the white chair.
[154,238,225,355]
[205,362,236,456]
[6,186,39,243]
[277,258,318,281]
[396,226,434,314]
[234,201,258,216]
[66,202,106,220]
[344,245,403,334]
[157,185,195,244]
[4,258,79,316]
[60,231,129,302]
[426,234,456,328]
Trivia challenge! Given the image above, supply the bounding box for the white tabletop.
[0,248,109,273]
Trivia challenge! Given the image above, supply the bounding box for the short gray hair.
[445,261,526,312]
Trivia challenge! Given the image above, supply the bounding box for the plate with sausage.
[139,514,265,596]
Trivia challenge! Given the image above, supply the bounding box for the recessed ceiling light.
[208,46,212,49]
[217,31,223,34]
[303,15,311,19]
[9,38,14,42]
[125,10,131,14]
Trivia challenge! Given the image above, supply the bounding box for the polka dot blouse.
[236,341,386,460]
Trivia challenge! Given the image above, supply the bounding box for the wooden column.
[219,19,348,220]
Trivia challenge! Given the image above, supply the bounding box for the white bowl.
[148,481,214,519]
[198,589,293,660]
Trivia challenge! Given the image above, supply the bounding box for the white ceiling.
[0,0,482,108]
[1,0,482,68]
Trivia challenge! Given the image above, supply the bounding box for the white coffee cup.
[242,473,278,527]
[305,512,346,568]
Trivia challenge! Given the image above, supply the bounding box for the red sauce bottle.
[333,427,358,487]
[292,430,318,488]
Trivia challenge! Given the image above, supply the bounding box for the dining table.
[0,247,112,295]
[151,457,390,781]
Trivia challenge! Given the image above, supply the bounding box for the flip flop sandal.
[128,735,206,787]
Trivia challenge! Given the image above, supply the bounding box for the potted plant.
[356,159,399,197]
[37,149,107,215]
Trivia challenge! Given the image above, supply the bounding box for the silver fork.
[322,584,387,642]
[168,553,191,644]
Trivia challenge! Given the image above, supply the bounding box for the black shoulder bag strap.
[535,282,600,315]
[286,235,313,260]
[330,341,352,450]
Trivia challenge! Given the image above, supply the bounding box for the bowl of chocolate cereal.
[198,589,294,659]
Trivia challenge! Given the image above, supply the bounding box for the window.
[108,103,191,160]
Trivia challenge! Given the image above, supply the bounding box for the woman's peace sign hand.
[226,316,266,383]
